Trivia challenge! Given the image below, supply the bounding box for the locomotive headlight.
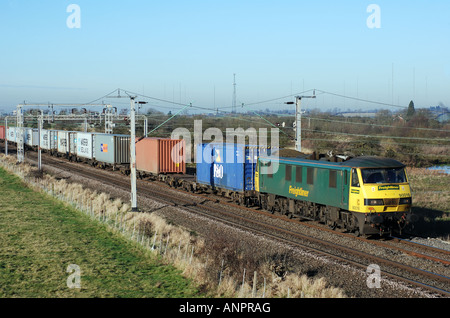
[399,197,412,205]
[364,199,384,206]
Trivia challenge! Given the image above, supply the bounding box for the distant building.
[429,105,449,123]
[337,112,377,118]
[436,112,450,123]
[429,105,449,113]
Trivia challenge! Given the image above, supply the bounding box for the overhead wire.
[302,128,450,142]
[79,87,449,157]
[315,89,408,109]
[304,116,450,133]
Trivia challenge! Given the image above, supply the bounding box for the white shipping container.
[40,129,50,150]
[69,132,77,155]
[7,127,16,142]
[76,132,93,159]
[57,131,70,154]
[40,129,58,150]
[24,128,39,147]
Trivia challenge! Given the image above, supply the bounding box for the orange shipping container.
[0,126,5,140]
[136,137,186,174]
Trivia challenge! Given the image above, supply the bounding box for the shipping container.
[93,134,130,165]
[196,143,274,193]
[7,127,16,143]
[0,126,5,140]
[40,129,57,151]
[76,132,94,159]
[57,131,71,155]
[69,132,77,155]
[24,128,39,147]
[136,137,186,174]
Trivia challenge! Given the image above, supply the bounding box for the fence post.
[164,234,170,255]
[241,269,246,296]
[176,241,182,260]
[189,246,194,264]
[252,271,257,298]
[263,278,266,298]
[218,259,224,286]
[151,231,158,250]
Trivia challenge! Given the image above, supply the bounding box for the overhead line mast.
[232,73,237,114]
[286,91,316,152]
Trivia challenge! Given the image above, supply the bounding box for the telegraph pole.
[38,111,43,171]
[130,97,138,212]
[232,73,237,114]
[5,116,8,156]
[16,105,24,163]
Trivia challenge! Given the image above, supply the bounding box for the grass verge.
[0,166,199,298]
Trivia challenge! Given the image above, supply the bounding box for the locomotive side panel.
[258,158,350,210]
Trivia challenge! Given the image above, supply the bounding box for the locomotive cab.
[349,164,413,235]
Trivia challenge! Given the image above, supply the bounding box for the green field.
[0,168,200,298]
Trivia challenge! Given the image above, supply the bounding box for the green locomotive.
[256,155,414,236]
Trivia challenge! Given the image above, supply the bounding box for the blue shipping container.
[196,143,274,192]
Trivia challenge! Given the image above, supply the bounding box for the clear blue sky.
[1,0,449,113]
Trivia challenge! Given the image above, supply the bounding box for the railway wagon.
[93,133,130,167]
[69,132,77,158]
[196,143,275,205]
[24,128,39,147]
[6,126,16,143]
[76,132,94,160]
[0,126,5,140]
[256,155,413,235]
[57,130,71,156]
[136,137,186,175]
[40,129,58,152]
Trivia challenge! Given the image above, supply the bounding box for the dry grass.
[406,167,450,240]
[0,159,199,298]
[407,167,450,214]
[0,154,347,298]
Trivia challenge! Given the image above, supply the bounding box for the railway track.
[19,149,449,297]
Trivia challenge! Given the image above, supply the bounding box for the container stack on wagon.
[0,126,5,140]
[136,137,186,175]
[7,127,16,143]
[76,132,94,160]
[57,130,71,155]
[40,129,58,152]
[24,128,39,147]
[196,143,276,204]
[93,134,131,166]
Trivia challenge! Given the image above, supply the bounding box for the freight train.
[0,126,414,236]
